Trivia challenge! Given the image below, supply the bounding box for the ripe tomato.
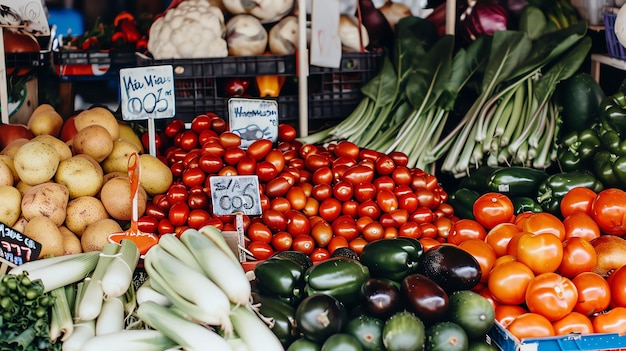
[261,209,287,232]
[376,190,398,213]
[552,312,593,336]
[358,200,382,220]
[201,141,225,157]
[285,210,311,237]
[362,221,384,242]
[572,271,611,316]
[342,165,375,186]
[485,222,521,257]
[349,237,368,255]
[278,123,297,142]
[391,166,412,186]
[311,221,333,247]
[333,140,360,160]
[447,219,488,245]
[333,180,354,202]
[332,215,359,241]
[312,167,333,185]
[354,182,377,203]
[520,212,566,241]
[310,247,330,264]
[591,188,626,235]
[271,231,293,251]
[488,260,535,305]
[265,177,292,198]
[292,235,316,255]
[516,232,564,274]
[458,239,497,282]
[164,119,185,138]
[168,201,190,227]
[223,147,247,165]
[191,114,212,134]
[473,192,515,229]
[398,221,421,239]
[525,272,578,321]
[305,153,331,171]
[247,222,273,243]
[186,209,211,229]
[495,304,527,328]
[563,212,601,242]
[248,241,273,260]
[264,149,285,174]
[247,138,273,161]
[319,198,342,222]
[560,187,598,218]
[610,264,626,308]
[507,313,555,339]
[311,184,332,201]
[198,154,223,174]
[218,132,242,148]
[388,151,409,167]
[374,154,395,175]
[419,237,441,252]
[342,200,359,217]
[592,306,626,334]
[434,217,453,240]
[303,197,319,217]
[558,237,597,279]
[285,186,307,211]
[327,235,349,255]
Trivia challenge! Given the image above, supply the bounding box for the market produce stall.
[5,0,626,350]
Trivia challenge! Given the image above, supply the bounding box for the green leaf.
[519,5,547,39]
[360,55,398,106]
[480,31,532,95]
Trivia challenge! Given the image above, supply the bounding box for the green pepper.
[556,128,601,172]
[601,91,626,136]
[593,150,626,189]
[458,165,548,197]
[447,188,480,220]
[254,256,306,304]
[359,237,424,282]
[304,257,370,307]
[511,196,543,215]
[252,292,298,347]
[536,171,604,215]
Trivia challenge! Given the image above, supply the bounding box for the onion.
[459,1,508,42]
[338,14,370,52]
[226,14,268,56]
[269,16,298,55]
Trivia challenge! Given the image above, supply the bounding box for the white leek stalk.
[10,251,100,293]
[198,225,240,264]
[136,278,171,307]
[81,329,178,351]
[137,301,233,351]
[180,228,251,306]
[49,285,74,342]
[61,320,95,351]
[157,233,203,272]
[143,244,233,334]
[76,243,119,321]
[95,295,125,335]
[230,304,284,351]
[101,239,140,298]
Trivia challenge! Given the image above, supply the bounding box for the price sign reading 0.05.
[119,65,175,120]
[209,175,262,216]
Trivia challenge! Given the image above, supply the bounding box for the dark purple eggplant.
[401,274,449,324]
[416,244,481,294]
[360,278,401,320]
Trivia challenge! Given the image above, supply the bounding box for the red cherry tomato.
[278,123,297,141]
[247,139,273,161]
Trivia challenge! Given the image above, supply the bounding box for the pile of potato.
[0,105,174,258]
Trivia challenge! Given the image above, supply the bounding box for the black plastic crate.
[5,51,51,69]
[53,50,137,80]
[137,52,382,123]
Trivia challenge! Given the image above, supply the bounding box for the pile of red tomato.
[138,114,455,262]
[447,188,626,341]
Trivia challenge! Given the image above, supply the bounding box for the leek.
[198,225,240,264]
[81,329,178,351]
[137,301,233,351]
[136,278,171,307]
[49,285,74,342]
[230,304,284,351]
[61,320,95,351]
[157,233,204,272]
[101,239,140,299]
[95,295,125,335]
[76,243,119,321]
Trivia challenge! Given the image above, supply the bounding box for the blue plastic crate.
[604,10,626,61]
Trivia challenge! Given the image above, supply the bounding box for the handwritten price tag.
[119,65,175,120]
[228,98,278,149]
[209,175,262,216]
[0,222,41,266]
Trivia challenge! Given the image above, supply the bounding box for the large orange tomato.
[458,239,496,282]
[524,273,578,322]
[572,272,611,316]
[609,264,626,308]
[591,188,626,236]
[472,192,514,229]
[488,260,535,305]
[516,233,564,274]
[507,313,555,339]
[447,219,487,245]
[485,222,522,257]
[592,306,626,334]
[560,186,597,218]
[558,237,597,279]
[551,312,593,336]
[495,304,527,328]
[562,212,601,242]
[520,212,565,241]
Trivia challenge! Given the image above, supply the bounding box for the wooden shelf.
[590,53,626,83]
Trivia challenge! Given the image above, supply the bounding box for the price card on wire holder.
[0,222,42,266]
[209,175,262,216]
[119,65,175,157]
[228,98,278,149]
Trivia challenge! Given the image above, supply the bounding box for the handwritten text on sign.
[0,222,42,266]
[228,98,278,149]
[209,175,262,216]
[120,65,175,120]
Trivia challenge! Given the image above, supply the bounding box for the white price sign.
[209,175,262,216]
[120,65,175,120]
[228,98,278,149]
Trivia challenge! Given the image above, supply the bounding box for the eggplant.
[360,278,401,320]
[295,293,347,343]
[401,274,449,324]
[416,244,482,293]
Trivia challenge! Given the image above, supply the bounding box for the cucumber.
[343,314,385,351]
[558,72,606,134]
[287,338,322,351]
[424,322,468,351]
[448,290,495,340]
[321,333,363,351]
[382,311,425,351]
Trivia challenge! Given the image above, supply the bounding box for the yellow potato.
[139,153,174,196]
[55,154,104,198]
[24,215,65,258]
[32,135,72,161]
[117,121,144,152]
[99,176,147,221]
[21,182,70,226]
[0,160,13,186]
[74,107,120,140]
[11,216,28,233]
[71,125,114,163]
[102,171,128,185]
[101,139,142,174]
[81,218,123,252]
[59,226,83,255]
[0,185,22,226]
[64,196,109,236]
[15,181,33,197]
[1,138,30,157]
[13,140,60,185]
[28,105,64,137]
[0,155,19,183]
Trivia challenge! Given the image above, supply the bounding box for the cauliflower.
[148,0,228,59]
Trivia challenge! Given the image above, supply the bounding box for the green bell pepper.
[511,196,543,215]
[251,292,298,347]
[447,188,480,220]
[304,257,370,307]
[556,128,601,172]
[359,237,424,282]
[593,150,626,189]
[600,91,626,136]
[536,171,604,215]
[254,256,306,305]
